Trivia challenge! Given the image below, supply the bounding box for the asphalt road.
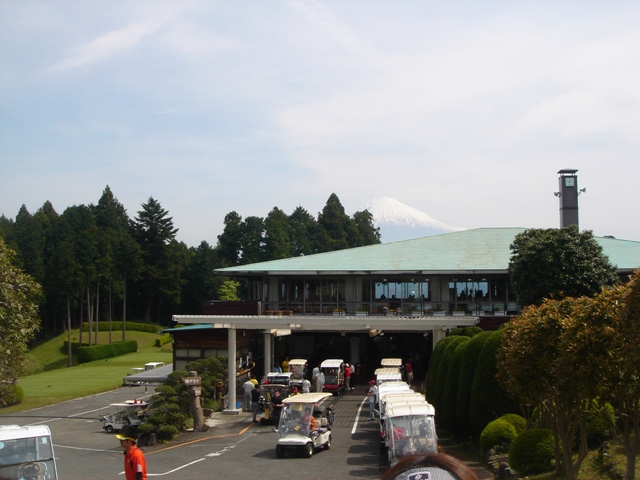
[1,384,389,480]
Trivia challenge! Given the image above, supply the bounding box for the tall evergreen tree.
[350,210,381,247]
[215,211,243,267]
[180,241,220,314]
[132,197,181,323]
[289,206,317,256]
[316,193,351,252]
[263,207,292,261]
[239,216,265,265]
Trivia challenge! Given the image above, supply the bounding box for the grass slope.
[2,330,172,414]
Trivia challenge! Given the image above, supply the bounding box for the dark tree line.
[0,189,379,339]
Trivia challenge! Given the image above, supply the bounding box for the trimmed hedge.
[499,413,527,435]
[456,331,494,436]
[155,334,172,347]
[426,336,459,405]
[81,322,161,334]
[0,384,24,408]
[440,337,470,432]
[480,418,517,453]
[448,326,484,337]
[509,428,555,475]
[469,330,520,436]
[77,340,138,364]
[62,341,90,352]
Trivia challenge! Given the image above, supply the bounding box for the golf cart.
[100,400,148,433]
[320,359,345,395]
[288,359,308,388]
[258,383,291,425]
[384,402,438,466]
[0,425,58,480]
[275,392,333,458]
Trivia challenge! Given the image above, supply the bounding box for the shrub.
[157,425,179,442]
[583,402,614,448]
[509,428,555,475]
[449,326,484,338]
[456,331,493,436]
[469,330,520,436]
[499,413,527,435]
[155,334,172,347]
[0,384,24,407]
[82,321,161,334]
[441,337,470,433]
[76,341,138,364]
[426,336,459,404]
[480,418,517,453]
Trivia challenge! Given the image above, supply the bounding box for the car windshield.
[387,415,437,458]
[278,403,316,436]
[0,437,57,480]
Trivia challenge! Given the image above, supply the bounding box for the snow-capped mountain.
[363,197,464,243]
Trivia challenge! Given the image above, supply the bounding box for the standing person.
[273,362,282,373]
[243,378,255,412]
[116,428,147,480]
[405,360,413,385]
[368,380,378,420]
[344,362,351,391]
[251,386,261,423]
[301,377,311,393]
[311,364,320,392]
[349,363,356,390]
[270,390,284,431]
[282,357,290,372]
[316,369,325,393]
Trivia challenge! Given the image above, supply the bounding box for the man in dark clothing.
[270,390,284,431]
[251,387,261,422]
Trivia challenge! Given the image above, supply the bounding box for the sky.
[1,1,639,248]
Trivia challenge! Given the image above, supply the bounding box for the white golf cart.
[100,400,148,433]
[0,425,58,480]
[275,392,333,458]
[384,402,438,466]
[288,359,308,389]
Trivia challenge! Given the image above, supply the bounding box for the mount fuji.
[362,197,464,243]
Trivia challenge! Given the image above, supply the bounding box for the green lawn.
[2,331,172,414]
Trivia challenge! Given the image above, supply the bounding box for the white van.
[0,425,58,480]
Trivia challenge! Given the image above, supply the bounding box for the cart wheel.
[303,442,313,458]
[324,434,331,450]
[105,426,114,433]
[275,445,285,458]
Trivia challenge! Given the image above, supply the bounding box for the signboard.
[182,377,202,386]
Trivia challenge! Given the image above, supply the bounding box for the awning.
[123,363,173,384]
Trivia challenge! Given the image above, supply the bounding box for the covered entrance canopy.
[171,313,477,413]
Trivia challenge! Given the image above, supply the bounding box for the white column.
[263,331,272,379]
[225,327,239,413]
[432,328,447,350]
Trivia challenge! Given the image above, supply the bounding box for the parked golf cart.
[320,359,345,395]
[274,392,333,458]
[288,359,308,389]
[0,425,58,480]
[258,383,291,425]
[384,402,438,466]
[100,401,148,433]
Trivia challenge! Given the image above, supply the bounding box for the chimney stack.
[556,168,580,229]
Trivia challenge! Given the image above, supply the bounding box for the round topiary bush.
[499,413,527,435]
[480,418,517,453]
[509,428,555,475]
[0,384,24,407]
[157,425,179,442]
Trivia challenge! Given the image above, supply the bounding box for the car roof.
[267,372,293,377]
[386,402,436,417]
[320,359,344,368]
[381,392,425,402]
[375,367,401,376]
[281,392,333,404]
[380,358,403,367]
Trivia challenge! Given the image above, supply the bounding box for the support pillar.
[263,331,272,379]
[432,328,447,350]
[224,327,240,414]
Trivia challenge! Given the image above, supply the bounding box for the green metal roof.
[215,227,640,276]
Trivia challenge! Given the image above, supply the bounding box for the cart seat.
[316,417,328,433]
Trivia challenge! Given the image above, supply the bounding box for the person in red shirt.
[405,360,413,385]
[116,428,147,480]
[344,362,351,391]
